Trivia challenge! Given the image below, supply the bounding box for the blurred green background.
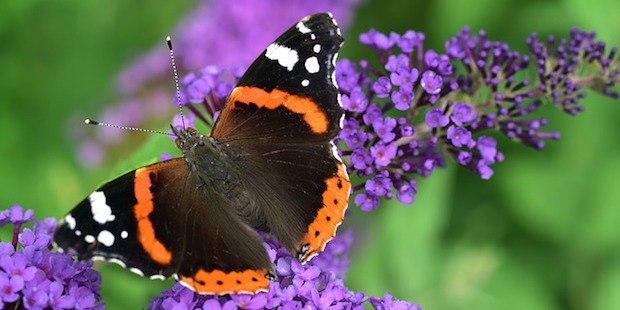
[1,0,619,309]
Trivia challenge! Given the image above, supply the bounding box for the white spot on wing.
[97,230,115,247]
[108,258,127,268]
[75,230,82,236]
[305,56,320,74]
[130,268,145,277]
[331,50,343,109]
[64,214,76,230]
[120,230,128,239]
[266,43,299,71]
[89,191,116,224]
[310,33,316,40]
[330,142,342,163]
[84,234,95,244]
[150,275,166,280]
[301,79,310,87]
[296,21,311,34]
[313,44,321,53]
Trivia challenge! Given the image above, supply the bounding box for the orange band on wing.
[180,268,270,295]
[299,163,350,263]
[134,168,172,265]
[230,86,329,134]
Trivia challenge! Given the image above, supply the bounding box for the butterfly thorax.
[173,126,268,230]
[172,126,241,197]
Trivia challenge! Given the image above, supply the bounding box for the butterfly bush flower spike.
[336,26,619,210]
[0,205,103,309]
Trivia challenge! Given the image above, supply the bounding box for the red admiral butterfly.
[54,12,350,295]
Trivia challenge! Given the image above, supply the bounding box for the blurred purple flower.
[425,108,449,128]
[73,0,361,167]
[370,292,423,310]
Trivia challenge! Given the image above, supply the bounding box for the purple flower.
[363,103,383,126]
[0,205,103,309]
[391,88,415,111]
[385,54,410,73]
[398,30,424,53]
[344,130,369,149]
[343,88,369,112]
[22,279,50,309]
[390,67,419,86]
[48,281,76,309]
[425,108,449,128]
[373,117,397,143]
[161,287,197,309]
[354,193,381,212]
[450,102,477,126]
[0,252,37,282]
[232,292,268,309]
[365,174,394,197]
[446,125,474,148]
[372,77,392,98]
[371,142,398,167]
[425,50,441,68]
[370,293,422,310]
[0,272,23,303]
[397,181,417,204]
[457,151,472,165]
[425,50,453,76]
[477,136,498,162]
[351,148,373,171]
[477,160,495,180]
[420,70,443,95]
[360,29,399,50]
[341,118,360,138]
[2,205,34,225]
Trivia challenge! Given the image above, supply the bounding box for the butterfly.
[54,12,350,295]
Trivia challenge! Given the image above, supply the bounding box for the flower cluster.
[171,65,243,130]
[336,26,619,211]
[74,0,361,167]
[147,231,420,309]
[0,205,103,309]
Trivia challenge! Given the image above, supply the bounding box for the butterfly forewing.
[212,12,350,262]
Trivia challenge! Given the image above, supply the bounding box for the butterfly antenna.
[84,119,173,136]
[167,36,185,129]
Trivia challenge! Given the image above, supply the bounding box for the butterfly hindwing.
[54,163,180,278]
[55,159,273,294]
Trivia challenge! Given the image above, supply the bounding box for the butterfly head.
[171,126,204,155]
